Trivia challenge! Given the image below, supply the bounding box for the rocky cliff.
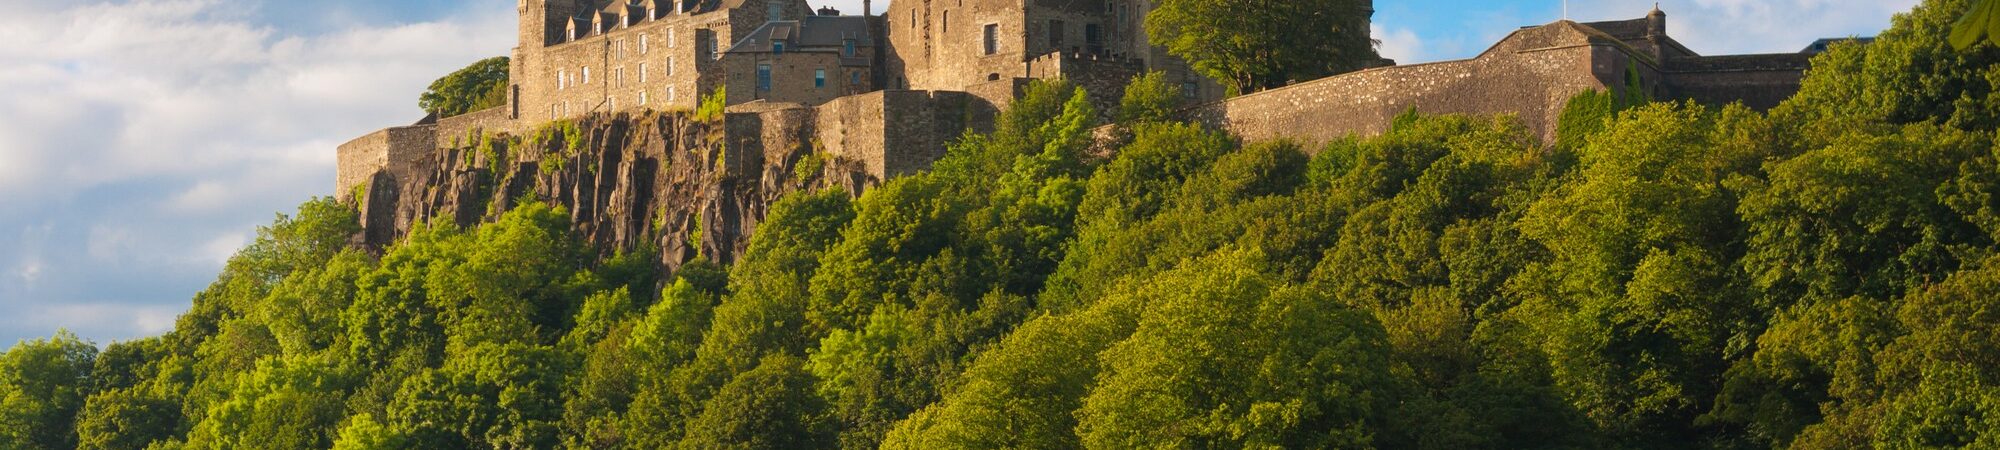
[352,110,872,272]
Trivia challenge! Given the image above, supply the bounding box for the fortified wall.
[335,4,1831,259]
[1187,10,1812,147]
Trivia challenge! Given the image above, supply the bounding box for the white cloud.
[1373,25,1425,63]
[14,259,43,286]
[1567,0,1919,55]
[11,303,187,342]
[0,0,514,343]
[199,232,248,266]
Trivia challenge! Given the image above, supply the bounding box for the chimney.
[1647,3,1666,37]
[863,0,871,17]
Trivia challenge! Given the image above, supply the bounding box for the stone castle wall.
[336,124,437,202]
[436,106,519,148]
[715,89,994,183]
[1185,25,1618,148]
[1664,54,1811,110]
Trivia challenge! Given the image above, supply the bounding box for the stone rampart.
[1185,38,1610,149]
[436,106,519,148]
[808,90,996,180]
[336,124,438,201]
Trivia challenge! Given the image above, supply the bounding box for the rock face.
[354,111,871,272]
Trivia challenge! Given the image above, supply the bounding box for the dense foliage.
[1146,0,1378,94]
[420,57,510,118]
[8,1,2000,448]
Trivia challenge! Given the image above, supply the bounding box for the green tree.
[420,57,510,117]
[1146,0,1377,94]
[1116,71,1184,125]
[677,356,833,450]
[1076,249,1397,449]
[74,387,180,450]
[0,331,98,450]
[183,356,353,450]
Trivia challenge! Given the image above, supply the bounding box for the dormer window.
[773,40,786,54]
[843,39,857,56]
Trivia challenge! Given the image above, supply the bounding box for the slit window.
[983,24,998,55]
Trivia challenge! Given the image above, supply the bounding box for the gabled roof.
[724,16,875,53]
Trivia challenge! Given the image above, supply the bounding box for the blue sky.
[0,0,1919,346]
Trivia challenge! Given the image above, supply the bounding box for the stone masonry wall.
[436,106,519,149]
[336,124,438,202]
[1186,31,1612,148]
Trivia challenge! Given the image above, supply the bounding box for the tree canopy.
[1146,0,1378,94]
[419,57,510,118]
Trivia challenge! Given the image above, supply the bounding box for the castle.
[337,1,1822,204]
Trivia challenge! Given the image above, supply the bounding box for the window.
[851,71,861,85]
[666,57,675,75]
[943,10,950,33]
[669,86,677,102]
[983,24,998,55]
[668,29,676,47]
[552,104,559,119]
[1183,82,1199,99]
[773,40,785,54]
[768,0,785,21]
[843,39,857,57]
[1050,20,1065,49]
[641,34,649,54]
[583,66,591,84]
[609,96,616,111]
[641,90,649,105]
[558,69,568,89]
[639,63,648,83]
[757,64,772,91]
[815,69,826,88]
[617,39,627,58]
[615,67,625,87]
[1085,24,1102,53]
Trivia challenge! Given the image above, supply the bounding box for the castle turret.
[1647,3,1666,38]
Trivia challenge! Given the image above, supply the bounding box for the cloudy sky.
[0,0,1920,346]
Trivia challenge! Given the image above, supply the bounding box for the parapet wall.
[1186,39,1611,148]
[809,90,997,180]
[435,106,519,149]
[1665,53,1810,110]
[1027,52,1146,116]
[336,124,437,202]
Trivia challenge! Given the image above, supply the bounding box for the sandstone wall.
[1665,54,1810,110]
[1185,40,1610,149]
[335,124,437,202]
[436,106,519,148]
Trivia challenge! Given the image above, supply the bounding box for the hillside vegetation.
[8,0,2000,448]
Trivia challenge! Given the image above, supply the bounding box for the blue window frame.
[757,64,772,91]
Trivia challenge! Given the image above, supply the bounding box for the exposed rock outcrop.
[354,111,872,272]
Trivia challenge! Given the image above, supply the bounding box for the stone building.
[337,2,1829,208]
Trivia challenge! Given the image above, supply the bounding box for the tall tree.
[419,57,510,118]
[0,331,98,450]
[1146,0,1377,94]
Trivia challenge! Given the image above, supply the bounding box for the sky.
[0,0,1921,346]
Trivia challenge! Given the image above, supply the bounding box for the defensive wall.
[733,89,997,180]
[336,124,437,202]
[1184,18,1811,148]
